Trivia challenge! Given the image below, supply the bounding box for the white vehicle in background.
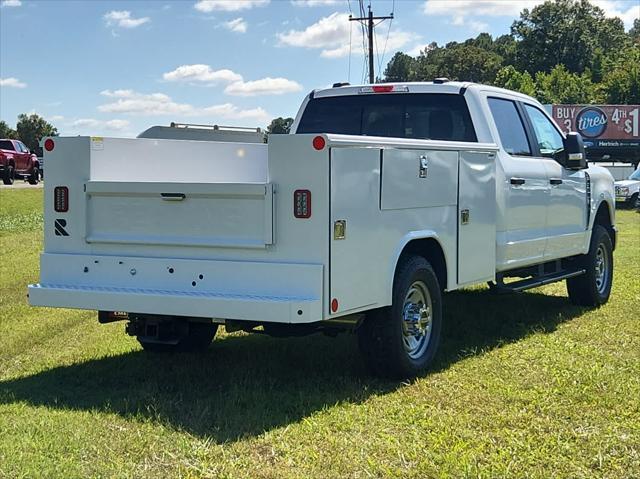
[29,81,616,378]
[614,167,640,207]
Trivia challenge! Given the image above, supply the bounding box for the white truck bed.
[29,133,498,323]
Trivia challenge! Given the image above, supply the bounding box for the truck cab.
[29,82,616,378]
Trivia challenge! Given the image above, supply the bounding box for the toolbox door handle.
[160,193,186,201]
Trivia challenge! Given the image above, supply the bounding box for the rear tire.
[2,165,14,185]
[138,321,218,353]
[567,225,613,307]
[357,256,442,378]
[28,165,39,185]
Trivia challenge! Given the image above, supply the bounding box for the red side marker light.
[44,138,55,151]
[331,298,339,313]
[312,136,325,151]
[54,186,69,212]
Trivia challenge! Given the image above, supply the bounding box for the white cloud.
[48,115,65,122]
[291,0,340,6]
[99,90,194,116]
[593,1,640,30]
[224,77,303,96]
[224,17,248,33]
[104,10,150,29]
[72,118,131,131]
[163,64,243,84]
[278,12,418,59]
[97,89,271,124]
[423,0,639,31]
[423,1,542,18]
[0,77,27,88]
[162,65,301,96]
[194,0,269,13]
[200,103,270,123]
[278,12,349,50]
[1,0,22,7]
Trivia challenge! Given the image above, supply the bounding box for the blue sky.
[1,0,638,137]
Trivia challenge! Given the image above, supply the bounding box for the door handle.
[419,155,428,178]
[160,193,186,201]
[549,178,563,185]
[510,178,526,185]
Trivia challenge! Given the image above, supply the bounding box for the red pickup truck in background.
[0,139,40,185]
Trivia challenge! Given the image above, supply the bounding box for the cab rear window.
[297,93,477,142]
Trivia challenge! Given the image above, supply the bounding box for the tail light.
[294,189,311,218]
[54,186,69,212]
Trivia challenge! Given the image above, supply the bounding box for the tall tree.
[16,114,58,156]
[598,46,640,104]
[413,42,503,83]
[534,64,596,103]
[630,18,640,45]
[266,117,294,135]
[383,52,416,82]
[0,120,18,139]
[494,66,536,96]
[512,0,628,75]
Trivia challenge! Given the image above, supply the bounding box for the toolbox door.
[457,150,496,285]
[330,147,382,315]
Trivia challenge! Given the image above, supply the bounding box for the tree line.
[383,0,640,104]
[1,115,58,157]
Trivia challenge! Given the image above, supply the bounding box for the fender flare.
[387,230,450,297]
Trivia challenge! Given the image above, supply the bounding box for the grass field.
[0,187,638,478]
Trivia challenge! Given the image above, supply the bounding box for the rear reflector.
[44,138,55,151]
[294,189,311,218]
[54,186,69,212]
[359,85,409,94]
[312,136,325,150]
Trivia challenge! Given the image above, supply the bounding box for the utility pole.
[349,5,393,84]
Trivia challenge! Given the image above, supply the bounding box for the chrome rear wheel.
[401,281,433,359]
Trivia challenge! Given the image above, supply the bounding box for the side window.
[488,97,531,156]
[0,140,15,151]
[524,104,564,158]
[17,142,26,152]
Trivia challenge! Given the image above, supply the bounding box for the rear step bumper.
[28,253,323,324]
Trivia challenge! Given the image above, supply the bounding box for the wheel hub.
[401,281,433,359]
[594,244,609,294]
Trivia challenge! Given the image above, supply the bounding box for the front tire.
[567,225,613,306]
[2,165,14,185]
[358,256,442,378]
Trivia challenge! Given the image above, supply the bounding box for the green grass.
[0,188,43,235]
[0,188,638,478]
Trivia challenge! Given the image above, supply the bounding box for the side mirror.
[557,132,587,170]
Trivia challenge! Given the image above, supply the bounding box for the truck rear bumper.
[29,253,324,324]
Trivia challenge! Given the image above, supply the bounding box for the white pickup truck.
[615,167,640,206]
[29,81,616,378]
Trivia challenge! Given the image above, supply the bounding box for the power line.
[349,1,393,83]
[378,0,394,76]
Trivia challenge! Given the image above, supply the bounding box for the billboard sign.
[551,104,639,148]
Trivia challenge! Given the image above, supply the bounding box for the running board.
[492,269,586,293]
